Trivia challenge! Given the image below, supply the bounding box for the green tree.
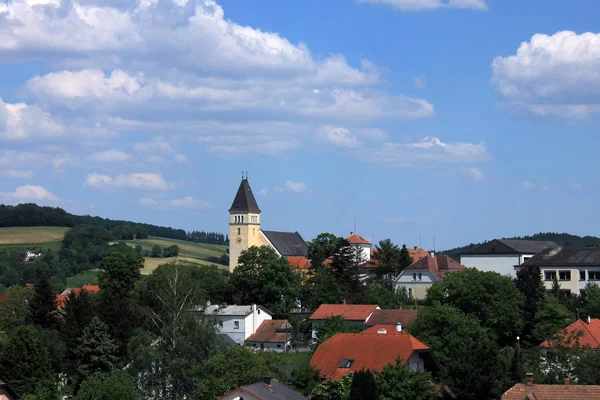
[74,371,140,400]
[314,315,363,348]
[0,285,32,331]
[0,325,54,397]
[398,245,414,271]
[310,372,353,400]
[308,233,341,266]
[134,244,143,255]
[426,268,524,346]
[74,317,118,389]
[375,358,438,400]
[151,244,163,258]
[28,268,58,329]
[163,245,180,258]
[532,293,572,343]
[515,264,547,346]
[289,363,322,396]
[579,282,600,319]
[364,283,401,309]
[330,239,364,303]
[372,239,401,285]
[308,268,343,310]
[350,369,380,400]
[135,226,149,240]
[61,290,97,371]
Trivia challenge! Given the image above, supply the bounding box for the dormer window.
[339,358,355,368]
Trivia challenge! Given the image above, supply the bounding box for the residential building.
[310,329,439,380]
[347,233,372,262]
[363,245,429,276]
[245,320,293,352]
[540,317,600,349]
[365,308,419,330]
[218,377,308,400]
[56,284,101,309]
[228,177,309,272]
[308,304,380,339]
[204,304,272,345]
[516,247,600,296]
[502,373,600,399]
[461,239,558,277]
[394,255,464,299]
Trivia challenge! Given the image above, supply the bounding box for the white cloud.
[0,185,58,202]
[413,76,427,89]
[358,0,487,11]
[521,181,536,189]
[0,98,64,141]
[0,150,50,167]
[461,166,484,181]
[492,31,600,119]
[0,169,34,179]
[139,196,211,210]
[285,180,308,193]
[88,149,132,162]
[85,172,169,190]
[365,137,488,166]
[317,126,361,148]
[133,137,175,154]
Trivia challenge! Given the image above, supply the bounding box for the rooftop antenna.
[241,170,244,179]
[433,236,436,253]
[420,234,422,249]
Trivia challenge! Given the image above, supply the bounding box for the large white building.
[204,304,272,345]
[460,239,558,277]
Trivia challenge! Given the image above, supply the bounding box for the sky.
[1,0,600,250]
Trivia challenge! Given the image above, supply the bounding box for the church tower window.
[237,228,241,236]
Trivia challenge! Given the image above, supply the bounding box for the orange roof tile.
[541,318,600,349]
[366,309,419,327]
[409,247,430,262]
[56,294,69,309]
[310,332,430,380]
[82,284,100,293]
[502,383,600,399]
[346,233,371,246]
[288,256,311,270]
[404,255,464,281]
[245,320,291,343]
[309,304,379,321]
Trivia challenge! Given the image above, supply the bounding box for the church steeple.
[229,177,261,214]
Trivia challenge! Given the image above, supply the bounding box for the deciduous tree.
[350,369,380,400]
[375,358,438,400]
[73,371,140,400]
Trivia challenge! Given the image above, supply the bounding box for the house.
[502,373,600,399]
[516,247,600,296]
[204,304,272,345]
[540,317,600,349]
[0,379,17,400]
[362,324,405,335]
[365,308,419,330]
[245,320,293,352]
[56,284,101,309]
[347,233,372,262]
[310,329,439,380]
[308,304,380,340]
[228,176,309,272]
[461,239,558,277]
[394,255,464,299]
[218,377,308,400]
[24,250,41,262]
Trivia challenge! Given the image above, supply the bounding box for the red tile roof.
[245,320,291,343]
[56,285,100,310]
[362,324,405,335]
[409,247,430,263]
[288,256,311,270]
[346,233,371,246]
[404,255,464,280]
[541,318,600,349]
[366,309,419,327]
[56,294,69,309]
[502,383,600,399]
[310,332,430,380]
[309,304,379,321]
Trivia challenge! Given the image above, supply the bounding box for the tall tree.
[28,268,58,329]
[349,369,380,400]
[61,289,97,377]
[375,359,438,400]
[398,245,414,271]
[330,239,364,303]
[308,268,343,310]
[308,233,341,266]
[579,282,600,319]
[310,372,354,400]
[515,265,551,346]
[74,317,118,390]
[372,239,401,285]
[0,285,32,332]
[74,371,140,400]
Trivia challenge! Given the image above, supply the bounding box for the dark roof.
[366,309,419,327]
[238,380,308,400]
[229,178,261,213]
[522,247,600,267]
[467,239,558,255]
[400,255,464,281]
[246,320,292,343]
[262,230,308,257]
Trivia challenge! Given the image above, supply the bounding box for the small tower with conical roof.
[228,175,261,272]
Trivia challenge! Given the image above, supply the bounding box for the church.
[228,177,309,272]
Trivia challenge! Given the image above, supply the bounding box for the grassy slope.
[123,236,227,259]
[0,226,69,245]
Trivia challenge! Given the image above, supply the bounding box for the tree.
[364,283,401,309]
[375,358,438,400]
[0,325,54,397]
[330,239,364,303]
[28,268,58,329]
[426,268,524,346]
[531,293,572,344]
[74,317,118,389]
[515,265,547,347]
[314,315,363,348]
[74,371,140,400]
[162,245,180,258]
[350,369,380,400]
[0,285,32,331]
[398,245,414,271]
[151,244,163,258]
[579,282,600,319]
[310,372,353,400]
[308,268,343,310]
[134,244,143,255]
[61,289,97,371]
[372,239,401,286]
[308,233,341,266]
[289,363,322,396]
[135,226,149,240]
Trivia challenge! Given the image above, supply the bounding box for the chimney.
[237,379,244,388]
[396,322,402,332]
[588,316,591,324]
[526,373,533,386]
[414,246,418,250]
[264,376,272,386]
[342,299,347,305]
[564,377,571,385]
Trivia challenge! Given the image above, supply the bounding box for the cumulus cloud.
[365,137,488,166]
[317,126,361,148]
[88,149,132,162]
[85,172,169,190]
[492,31,600,119]
[461,166,484,181]
[0,170,33,179]
[139,196,211,210]
[0,98,64,141]
[0,185,58,202]
[358,0,487,11]
[285,180,308,193]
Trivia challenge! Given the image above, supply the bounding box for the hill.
[0,226,68,253]
[441,232,600,260]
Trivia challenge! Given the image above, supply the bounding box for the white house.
[346,233,372,262]
[394,255,464,300]
[460,239,558,277]
[204,304,272,345]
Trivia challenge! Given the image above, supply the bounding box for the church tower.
[228,176,261,272]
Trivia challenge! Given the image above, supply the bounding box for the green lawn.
[120,236,228,265]
[66,269,99,287]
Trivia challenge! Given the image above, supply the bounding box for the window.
[241,215,244,223]
[413,273,417,281]
[277,344,281,348]
[237,228,241,236]
[580,270,586,281]
[589,271,600,281]
[257,309,261,315]
[219,321,223,329]
[544,271,557,281]
[253,228,255,235]
[410,361,419,371]
[408,288,413,297]
[234,321,239,329]
[559,271,571,281]
[523,257,531,262]
[418,273,422,281]
[339,358,355,368]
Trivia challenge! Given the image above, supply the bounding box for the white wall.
[217,315,247,344]
[246,341,290,352]
[244,306,272,340]
[407,353,425,372]
[460,254,524,277]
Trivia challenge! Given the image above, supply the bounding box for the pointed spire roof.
[229,178,261,213]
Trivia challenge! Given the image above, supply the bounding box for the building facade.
[204,304,272,345]
[394,255,464,299]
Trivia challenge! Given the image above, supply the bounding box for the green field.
[0,226,68,246]
[66,269,99,287]
[122,237,227,259]
[140,256,224,275]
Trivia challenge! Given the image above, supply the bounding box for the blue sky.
[1,0,600,250]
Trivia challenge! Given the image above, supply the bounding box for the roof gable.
[245,320,291,343]
[309,304,380,321]
[398,255,464,281]
[522,247,600,267]
[541,318,600,349]
[261,230,309,257]
[468,239,557,255]
[347,233,371,245]
[229,178,261,213]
